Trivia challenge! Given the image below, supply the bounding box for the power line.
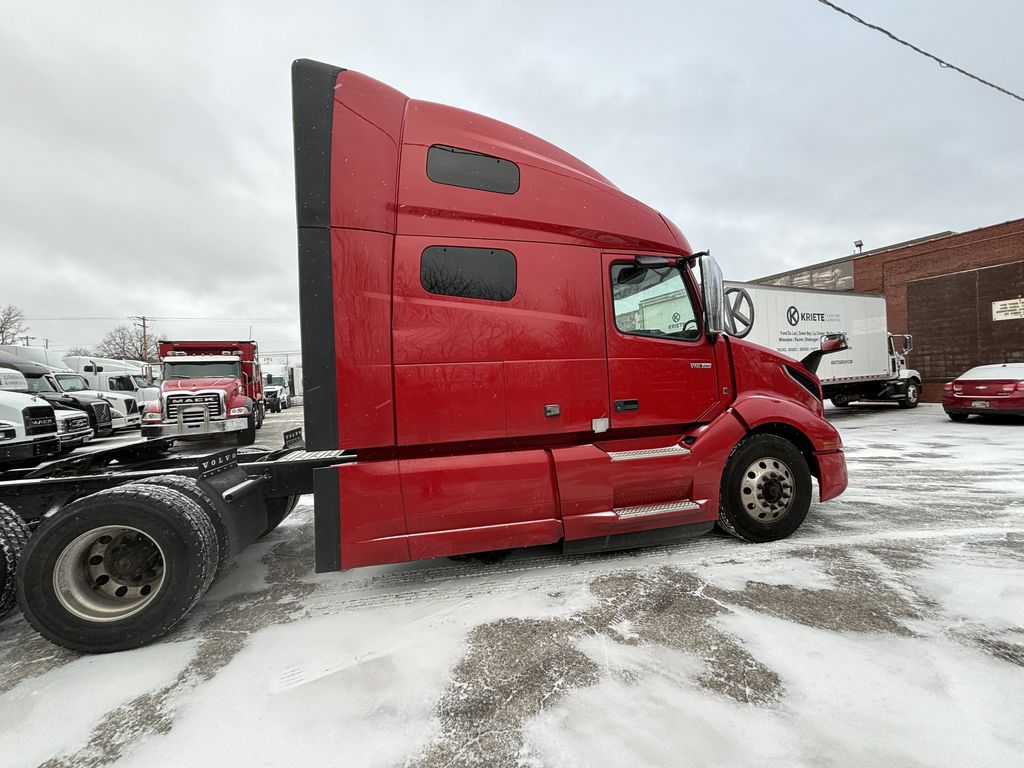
[816,0,1024,104]
[25,315,298,323]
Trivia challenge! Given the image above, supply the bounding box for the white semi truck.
[62,356,160,408]
[721,282,921,408]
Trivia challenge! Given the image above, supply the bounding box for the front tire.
[1,503,31,621]
[236,415,256,446]
[15,485,219,653]
[718,434,812,543]
[898,379,921,409]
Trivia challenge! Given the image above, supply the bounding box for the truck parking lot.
[1,404,1020,767]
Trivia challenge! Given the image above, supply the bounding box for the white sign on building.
[992,297,1024,321]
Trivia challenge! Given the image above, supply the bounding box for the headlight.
[0,421,16,441]
[143,412,163,422]
[229,406,250,416]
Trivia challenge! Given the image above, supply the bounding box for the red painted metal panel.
[394,362,506,445]
[337,460,410,569]
[392,236,606,364]
[814,450,849,502]
[396,100,691,253]
[407,520,562,561]
[392,236,610,443]
[504,360,607,436]
[400,449,556,535]
[330,228,395,449]
[330,71,407,234]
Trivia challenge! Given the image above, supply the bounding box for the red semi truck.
[142,340,265,445]
[0,60,848,652]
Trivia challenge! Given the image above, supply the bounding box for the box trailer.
[0,61,849,652]
[723,282,921,408]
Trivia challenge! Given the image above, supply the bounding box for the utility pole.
[129,316,149,361]
[20,334,35,346]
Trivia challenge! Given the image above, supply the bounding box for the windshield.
[267,376,286,386]
[163,360,241,380]
[24,374,58,392]
[56,374,91,392]
[131,375,151,389]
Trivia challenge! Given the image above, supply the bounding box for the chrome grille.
[23,406,57,435]
[166,393,223,422]
[62,415,89,432]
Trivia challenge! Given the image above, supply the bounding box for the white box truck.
[723,282,921,408]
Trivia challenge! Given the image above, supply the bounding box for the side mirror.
[901,334,913,354]
[698,254,727,334]
[801,333,849,374]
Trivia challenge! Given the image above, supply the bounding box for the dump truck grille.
[166,393,223,422]
[23,406,57,435]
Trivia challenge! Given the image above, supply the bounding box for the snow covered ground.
[1,403,1021,767]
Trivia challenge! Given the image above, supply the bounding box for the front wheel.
[898,380,921,409]
[718,434,812,543]
[236,415,256,446]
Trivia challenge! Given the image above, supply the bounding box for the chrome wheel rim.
[907,384,919,404]
[53,525,165,622]
[740,457,795,522]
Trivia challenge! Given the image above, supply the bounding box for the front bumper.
[943,394,1024,416]
[142,416,248,439]
[0,434,61,463]
[814,449,848,503]
[58,427,94,450]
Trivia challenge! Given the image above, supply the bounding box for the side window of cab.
[611,263,700,341]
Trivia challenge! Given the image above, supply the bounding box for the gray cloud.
[2,0,1022,354]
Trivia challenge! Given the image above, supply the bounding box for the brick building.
[755,217,1024,402]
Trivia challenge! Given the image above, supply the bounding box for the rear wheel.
[130,475,232,581]
[830,394,854,407]
[898,379,921,409]
[16,485,219,653]
[947,411,969,422]
[1,503,31,621]
[260,495,300,538]
[718,434,812,543]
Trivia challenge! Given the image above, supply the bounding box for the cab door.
[603,254,720,428]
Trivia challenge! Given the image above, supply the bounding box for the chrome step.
[606,444,690,462]
[614,499,701,519]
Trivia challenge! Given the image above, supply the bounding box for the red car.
[943,363,1024,421]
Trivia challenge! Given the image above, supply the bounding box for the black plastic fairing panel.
[292,59,344,451]
[313,465,342,572]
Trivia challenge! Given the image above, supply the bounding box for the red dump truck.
[142,340,265,445]
[0,60,848,653]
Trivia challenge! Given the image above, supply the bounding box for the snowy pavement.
[1,404,1021,767]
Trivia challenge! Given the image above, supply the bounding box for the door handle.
[614,399,640,412]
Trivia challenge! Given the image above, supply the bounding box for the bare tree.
[64,346,95,357]
[0,305,28,345]
[95,325,158,361]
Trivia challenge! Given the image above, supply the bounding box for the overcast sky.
[2,0,1022,358]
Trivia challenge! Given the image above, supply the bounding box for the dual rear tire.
[15,485,220,653]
